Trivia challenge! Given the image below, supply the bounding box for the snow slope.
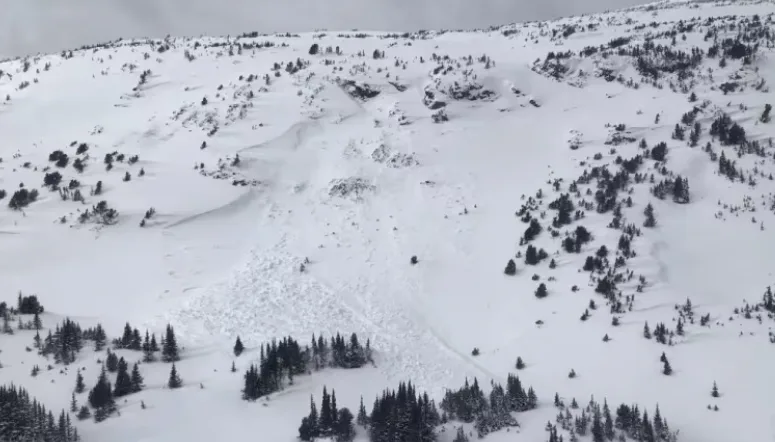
[0,0,654,58]
[1,1,775,441]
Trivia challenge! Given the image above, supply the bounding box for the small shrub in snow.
[711,381,720,398]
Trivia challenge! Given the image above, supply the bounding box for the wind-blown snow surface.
[1,1,775,441]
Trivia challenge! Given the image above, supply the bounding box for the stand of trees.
[0,384,79,441]
[298,374,539,442]
[441,375,537,438]
[299,387,355,442]
[40,319,84,365]
[242,333,372,401]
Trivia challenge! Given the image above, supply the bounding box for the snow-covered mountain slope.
[0,0,653,58]
[1,1,774,441]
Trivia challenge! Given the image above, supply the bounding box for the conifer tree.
[121,323,133,348]
[75,370,85,394]
[130,328,142,350]
[662,357,673,376]
[88,365,115,419]
[525,245,539,265]
[162,324,180,362]
[234,336,244,357]
[516,356,525,370]
[711,381,720,398]
[143,331,155,362]
[453,426,469,442]
[591,406,605,442]
[106,349,119,372]
[77,405,91,421]
[70,392,78,413]
[114,357,132,397]
[331,390,339,431]
[299,396,319,441]
[357,396,368,426]
[603,400,614,440]
[93,324,106,351]
[130,363,144,393]
[168,363,182,389]
[504,259,517,276]
[320,386,333,435]
[535,283,548,298]
[335,408,355,442]
[644,203,656,227]
[33,330,42,349]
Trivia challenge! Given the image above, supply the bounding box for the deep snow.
[1,1,775,441]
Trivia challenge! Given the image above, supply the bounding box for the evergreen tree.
[130,363,145,393]
[672,176,690,204]
[77,405,91,421]
[70,392,78,413]
[33,312,42,330]
[504,259,517,276]
[662,357,673,376]
[234,336,245,357]
[299,396,319,441]
[162,324,180,362]
[535,283,548,298]
[711,381,720,398]
[591,406,605,442]
[93,324,106,351]
[603,400,615,440]
[106,349,119,372]
[320,386,333,434]
[453,426,469,442]
[113,357,132,397]
[525,245,539,265]
[168,363,182,389]
[357,396,369,426]
[335,408,355,442]
[643,203,656,227]
[643,322,652,339]
[120,323,133,348]
[143,331,155,362]
[331,390,339,430]
[130,328,142,350]
[516,356,525,370]
[75,370,85,394]
[150,333,159,352]
[88,365,115,420]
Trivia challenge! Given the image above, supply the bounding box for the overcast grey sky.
[0,0,649,58]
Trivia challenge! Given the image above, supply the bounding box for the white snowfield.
[1,0,775,441]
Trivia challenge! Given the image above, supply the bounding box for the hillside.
[1,1,774,442]
[0,0,651,58]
